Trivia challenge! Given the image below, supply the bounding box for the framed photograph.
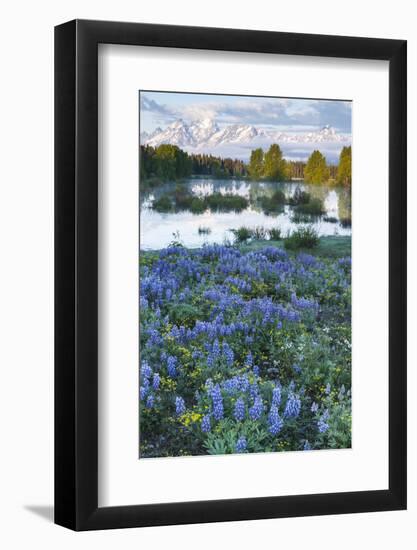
[55,19,406,530]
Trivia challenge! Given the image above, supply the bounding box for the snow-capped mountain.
[141,119,348,150]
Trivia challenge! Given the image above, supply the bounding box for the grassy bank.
[141,236,351,260]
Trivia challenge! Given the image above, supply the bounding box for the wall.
[0,1,415,548]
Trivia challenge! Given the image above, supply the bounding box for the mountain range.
[140,118,350,151]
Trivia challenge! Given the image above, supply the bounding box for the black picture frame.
[55,19,407,531]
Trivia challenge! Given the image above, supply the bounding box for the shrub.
[284,226,319,250]
[190,197,206,214]
[232,226,252,243]
[288,187,310,206]
[174,184,193,209]
[268,227,282,240]
[294,197,325,216]
[291,212,315,224]
[205,193,248,212]
[260,189,286,213]
[152,195,173,212]
[252,226,268,240]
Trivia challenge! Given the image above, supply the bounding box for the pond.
[140,178,351,250]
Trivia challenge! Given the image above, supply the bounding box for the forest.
[140,143,351,187]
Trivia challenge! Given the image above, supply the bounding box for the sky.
[140,91,352,135]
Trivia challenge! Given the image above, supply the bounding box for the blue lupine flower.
[311,401,319,413]
[245,352,253,367]
[175,396,186,416]
[317,409,330,433]
[139,386,148,400]
[235,436,247,453]
[284,393,301,418]
[167,355,177,378]
[268,405,284,435]
[152,372,160,391]
[249,396,263,420]
[303,440,312,450]
[318,418,329,433]
[253,365,260,377]
[146,394,155,408]
[234,397,246,421]
[325,383,331,395]
[272,385,281,407]
[222,342,234,367]
[211,384,224,420]
[201,414,211,433]
[141,361,152,380]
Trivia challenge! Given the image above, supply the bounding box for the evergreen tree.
[248,148,264,179]
[304,150,330,184]
[337,146,352,186]
[263,144,288,181]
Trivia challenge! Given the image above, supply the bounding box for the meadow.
[139,238,351,457]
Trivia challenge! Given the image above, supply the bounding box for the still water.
[140,178,351,250]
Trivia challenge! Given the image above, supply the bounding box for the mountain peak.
[142,119,347,150]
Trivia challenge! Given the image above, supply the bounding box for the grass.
[284,226,319,250]
[152,195,173,212]
[260,190,286,214]
[252,226,268,240]
[231,225,283,243]
[288,188,310,206]
[294,197,325,216]
[190,197,206,213]
[291,212,316,224]
[205,193,248,212]
[142,235,351,260]
[268,227,282,240]
[231,226,252,243]
[153,188,249,214]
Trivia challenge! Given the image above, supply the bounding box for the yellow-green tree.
[263,144,289,181]
[337,146,352,186]
[304,150,330,184]
[248,148,264,179]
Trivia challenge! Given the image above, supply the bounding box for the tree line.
[140,143,351,187]
[140,144,247,181]
[249,144,351,186]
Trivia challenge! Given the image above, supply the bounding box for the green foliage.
[205,193,248,212]
[140,144,192,182]
[204,420,271,455]
[191,153,247,178]
[252,226,268,240]
[189,197,206,214]
[260,189,286,214]
[248,148,264,179]
[304,150,330,184]
[284,226,319,250]
[337,146,352,186]
[232,226,252,243]
[288,187,310,206]
[294,197,325,216]
[268,227,282,240]
[152,195,173,212]
[263,144,289,181]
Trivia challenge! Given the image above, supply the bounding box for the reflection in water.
[140,178,351,250]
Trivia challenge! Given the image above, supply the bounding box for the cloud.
[140,93,352,134]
